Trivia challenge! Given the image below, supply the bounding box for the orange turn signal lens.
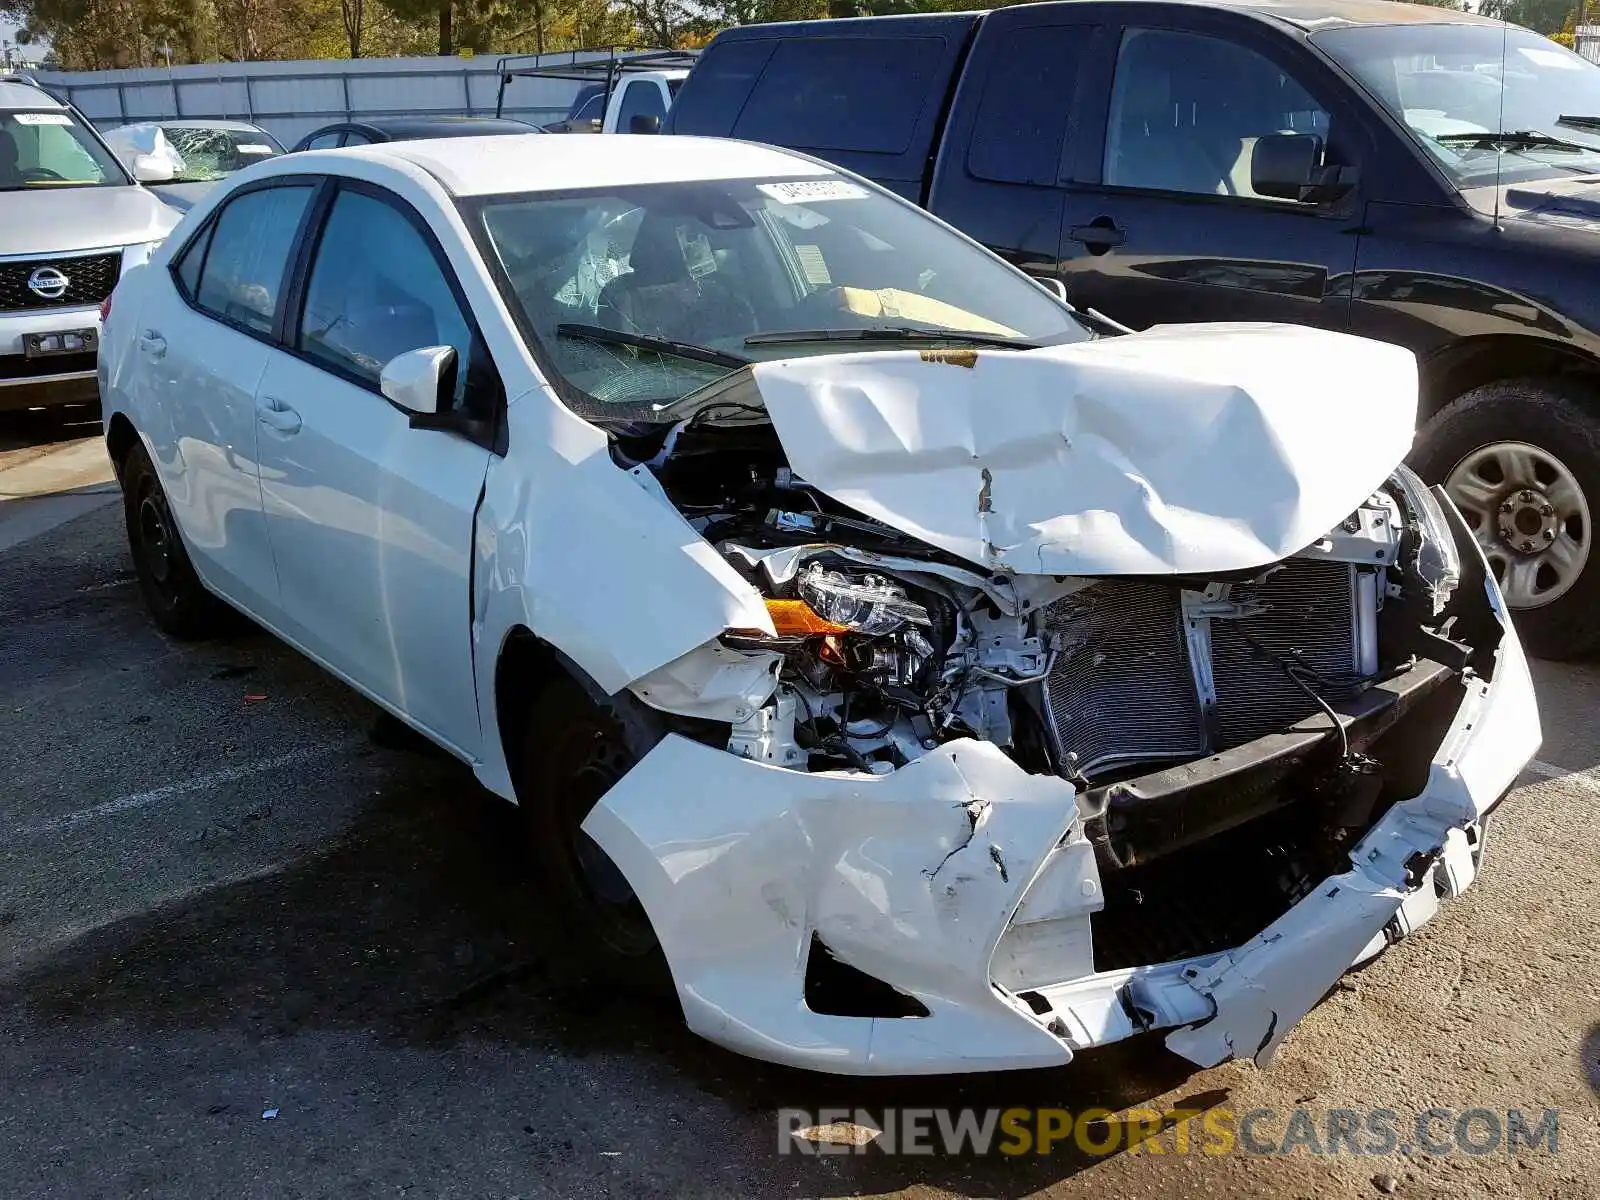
[764,597,852,636]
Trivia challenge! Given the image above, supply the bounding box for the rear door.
[128,179,318,617]
[252,179,497,756]
[927,7,1103,283]
[1056,7,1370,333]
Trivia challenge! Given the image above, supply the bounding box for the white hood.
[0,185,179,257]
[751,323,1419,577]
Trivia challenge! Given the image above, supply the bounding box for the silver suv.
[1,75,178,412]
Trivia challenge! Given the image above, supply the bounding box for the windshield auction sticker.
[758,179,869,204]
[14,113,74,125]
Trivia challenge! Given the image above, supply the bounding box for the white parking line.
[12,741,357,839]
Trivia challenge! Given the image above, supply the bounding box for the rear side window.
[668,40,776,135]
[173,222,213,299]
[194,184,314,334]
[304,132,342,150]
[732,37,942,154]
[966,28,1089,186]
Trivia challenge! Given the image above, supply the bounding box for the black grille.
[0,252,122,313]
[1211,560,1359,747]
[1041,559,1361,779]
[1043,581,1206,778]
[0,351,97,380]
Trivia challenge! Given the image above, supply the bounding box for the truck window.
[733,37,943,155]
[667,41,776,136]
[617,80,668,130]
[967,28,1090,186]
[1105,28,1331,201]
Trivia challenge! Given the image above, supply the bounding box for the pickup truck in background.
[666,0,1600,661]
[499,49,694,134]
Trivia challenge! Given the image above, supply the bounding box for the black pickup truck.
[667,0,1600,660]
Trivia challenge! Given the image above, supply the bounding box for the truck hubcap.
[1445,440,1589,609]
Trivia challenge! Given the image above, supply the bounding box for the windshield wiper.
[556,323,750,369]
[1558,114,1600,133]
[1434,130,1589,153]
[744,326,1039,350]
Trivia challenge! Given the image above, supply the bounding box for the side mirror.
[629,113,662,135]
[380,345,456,417]
[1251,133,1358,204]
[1250,133,1321,200]
[131,153,175,183]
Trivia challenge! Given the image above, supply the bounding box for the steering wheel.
[20,167,67,182]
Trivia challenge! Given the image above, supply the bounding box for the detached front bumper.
[585,596,1540,1076]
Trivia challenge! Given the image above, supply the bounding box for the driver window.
[297,188,474,404]
[1105,28,1331,201]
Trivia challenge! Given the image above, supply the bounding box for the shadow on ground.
[4,741,1210,1196]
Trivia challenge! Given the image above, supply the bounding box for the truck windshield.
[0,110,128,190]
[475,175,1089,421]
[1313,23,1600,188]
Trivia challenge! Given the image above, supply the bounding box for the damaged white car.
[99,135,1541,1075]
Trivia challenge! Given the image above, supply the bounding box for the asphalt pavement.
[0,409,1595,1199]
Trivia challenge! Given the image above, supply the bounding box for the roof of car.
[358,115,542,138]
[321,133,834,197]
[0,79,66,111]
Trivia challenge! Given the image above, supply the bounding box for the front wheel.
[518,677,674,996]
[1410,377,1600,660]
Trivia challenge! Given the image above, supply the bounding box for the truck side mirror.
[1251,133,1357,205]
[1250,133,1321,199]
[629,114,662,135]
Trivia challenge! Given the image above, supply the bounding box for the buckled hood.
[749,322,1420,577]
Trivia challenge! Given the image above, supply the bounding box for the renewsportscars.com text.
[778,1105,1561,1158]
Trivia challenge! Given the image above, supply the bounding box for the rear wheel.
[120,441,232,640]
[1411,378,1600,660]
[519,677,674,996]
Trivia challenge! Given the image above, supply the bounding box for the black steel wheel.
[120,441,231,639]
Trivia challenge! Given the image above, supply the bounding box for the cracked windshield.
[477,175,1089,420]
[1315,22,1600,187]
[158,125,283,181]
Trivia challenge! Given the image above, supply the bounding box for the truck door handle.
[137,331,166,358]
[257,396,301,435]
[1069,219,1126,254]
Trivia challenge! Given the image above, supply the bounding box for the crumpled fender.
[753,323,1418,577]
[582,737,1084,1074]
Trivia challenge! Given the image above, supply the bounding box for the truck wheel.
[120,442,233,640]
[1410,377,1600,660]
[519,677,675,997]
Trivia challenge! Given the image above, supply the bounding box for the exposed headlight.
[797,563,932,635]
[1391,464,1462,615]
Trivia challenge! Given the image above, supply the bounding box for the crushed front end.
[582,331,1541,1074]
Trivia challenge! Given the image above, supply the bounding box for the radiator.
[1041,559,1364,781]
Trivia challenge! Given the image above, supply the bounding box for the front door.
[1058,15,1367,333]
[253,182,495,756]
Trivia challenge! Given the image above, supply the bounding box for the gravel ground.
[0,417,1595,1199]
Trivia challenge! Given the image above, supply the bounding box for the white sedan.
[99,134,1539,1075]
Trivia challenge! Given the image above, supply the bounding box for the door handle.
[1069,218,1126,254]
[137,331,166,358]
[257,396,302,435]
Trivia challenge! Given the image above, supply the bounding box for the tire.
[1409,377,1600,660]
[518,677,675,998]
[120,441,233,640]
